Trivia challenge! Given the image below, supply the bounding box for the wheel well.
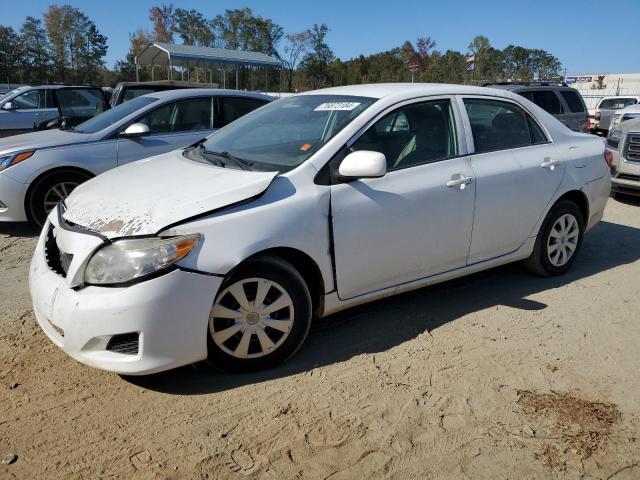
[238,247,325,315]
[557,190,589,224]
[24,167,94,221]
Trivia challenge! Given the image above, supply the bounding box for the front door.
[330,98,476,300]
[461,97,565,264]
[117,96,215,165]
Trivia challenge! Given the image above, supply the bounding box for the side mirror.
[338,150,387,179]
[2,102,14,111]
[121,123,150,138]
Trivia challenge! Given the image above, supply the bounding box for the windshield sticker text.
[314,102,361,111]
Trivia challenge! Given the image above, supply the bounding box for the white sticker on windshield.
[314,102,361,111]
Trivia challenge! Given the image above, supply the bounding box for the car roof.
[142,88,274,101]
[298,83,527,101]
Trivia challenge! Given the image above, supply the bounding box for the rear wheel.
[207,256,312,372]
[28,171,91,226]
[524,200,584,276]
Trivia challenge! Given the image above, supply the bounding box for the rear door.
[460,96,564,264]
[116,96,215,165]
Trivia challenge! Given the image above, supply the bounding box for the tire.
[28,171,91,226]
[524,200,585,276]
[206,255,312,372]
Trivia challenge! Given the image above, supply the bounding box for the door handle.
[446,174,473,189]
[541,158,560,170]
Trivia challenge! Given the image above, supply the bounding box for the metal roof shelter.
[135,43,283,90]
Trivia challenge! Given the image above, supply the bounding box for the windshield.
[199,94,376,172]
[74,95,158,134]
[600,98,638,110]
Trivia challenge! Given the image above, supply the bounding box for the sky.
[4,0,640,74]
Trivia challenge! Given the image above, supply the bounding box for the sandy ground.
[1,197,640,479]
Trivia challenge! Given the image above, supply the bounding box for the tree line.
[0,4,564,90]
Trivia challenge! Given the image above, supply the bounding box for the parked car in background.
[591,96,640,135]
[0,85,109,138]
[485,81,589,133]
[607,117,640,196]
[29,83,610,375]
[110,80,219,107]
[0,89,272,225]
[608,103,640,137]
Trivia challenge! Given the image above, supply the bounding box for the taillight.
[584,117,590,133]
[595,111,601,121]
[604,150,613,167]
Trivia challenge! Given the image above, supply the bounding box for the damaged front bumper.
[29,211,222,375]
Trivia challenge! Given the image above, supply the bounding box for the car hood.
[62,149,278,238]
[0,129,92,156]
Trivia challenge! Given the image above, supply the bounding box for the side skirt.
[319,236,536,317]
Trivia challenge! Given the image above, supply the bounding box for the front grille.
[44,226,73,277]
[617,173,640,182]
[623,134,640,162]
[106,333,139,355]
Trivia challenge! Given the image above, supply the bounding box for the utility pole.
[408,63,420,83]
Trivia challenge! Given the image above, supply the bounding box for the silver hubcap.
[43,182,79,213]
[209,278,294,359]
[547,213,579,267]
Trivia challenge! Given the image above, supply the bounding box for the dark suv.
[485,82,589,133]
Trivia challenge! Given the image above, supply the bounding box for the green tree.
[114,29,153,81]
[43,5,108,83]
[300,24,334,89]
[20,16,50,83]
[0,26,24,84]
[172,8,214,46]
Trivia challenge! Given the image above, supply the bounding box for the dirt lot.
[1,197,640,479]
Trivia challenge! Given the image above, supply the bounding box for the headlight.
[84,234,202,286]
[0,150,35,172]
[609,129,621,140]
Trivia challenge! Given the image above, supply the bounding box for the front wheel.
[28,171,91,226]
[524,200,585,276]
[207,256,312,372]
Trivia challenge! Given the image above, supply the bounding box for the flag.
[465,54,475,63]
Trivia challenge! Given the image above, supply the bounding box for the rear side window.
[464,98,548,153]
[217,97,268,128]
[55,89,108,117]
[560,90,586,112]
[527,90,563,115]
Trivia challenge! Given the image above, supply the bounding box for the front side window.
[350,99,457,170]
[464,98,547,153]
[217,96,268,127]
[13,90,41,109]
[199,94,376,172]
[560,90,586,112]
[136,97,213,134]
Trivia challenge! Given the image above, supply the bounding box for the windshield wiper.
[202,149,254,170]
[197,144,226,167]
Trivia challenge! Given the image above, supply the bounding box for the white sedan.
[29,83,611,375]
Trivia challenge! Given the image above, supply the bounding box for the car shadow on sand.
[0,221,40,238]
[126,219,640,395]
